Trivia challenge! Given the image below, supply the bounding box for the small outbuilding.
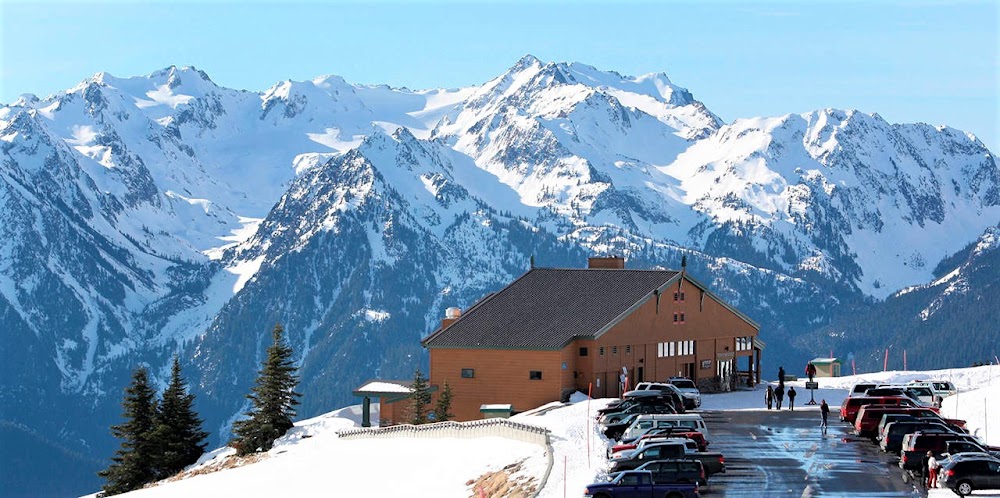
[352,380,418,427]
[809,358,842,378]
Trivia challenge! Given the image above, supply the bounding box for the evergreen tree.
[99,367,158,495]
[409,369,431,425]
[150,356,208,479]
[432,381,454,422]
[232,324,301,455]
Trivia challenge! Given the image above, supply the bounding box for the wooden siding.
[429,348,563,421]
[587,275,759,397]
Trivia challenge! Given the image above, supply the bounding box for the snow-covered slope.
[2,57,998,497]
[89,365,999,498]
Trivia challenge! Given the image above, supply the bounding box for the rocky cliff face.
[1,58,997,496]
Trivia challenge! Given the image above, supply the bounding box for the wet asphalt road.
[701,408,925,497]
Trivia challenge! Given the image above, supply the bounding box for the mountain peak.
[514,54,542,69]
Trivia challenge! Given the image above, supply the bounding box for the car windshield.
[671,380,696,389]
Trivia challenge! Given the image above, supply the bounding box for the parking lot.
[701,408,921,496]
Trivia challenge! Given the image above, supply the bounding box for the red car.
[854,405,948,438]
[840,396,917,424]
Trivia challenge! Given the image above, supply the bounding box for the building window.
[657,342,664,358]
[680,313,686,323]
[680,292,685,301]
[579,347,589,357]
[612,346,618,355]
[461,368,475,378]
[625,345,632,354]
[668,342,675,357]
[599,346,605,356]
[673,292,686,301]
[673,313,679,323]
[529,370,543,380]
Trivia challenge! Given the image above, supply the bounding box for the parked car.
[840,396,918,424]
[625,383,687,413]
[667,377,702,409]
[599,402,676,426]
[617,427,709,452]
[608,440,725,478]
[940,440,1000,460]
[879,420,956,454]
[938,454,1000,496]
[898,431,985,473]
[621,414,711,442]
[598,396,676,418]
[627,459,706,486]
[604,413,643,440]
[611,437,699,459]
[907,379,958,398]
[848,382,879,397]
[855,405,949,439]
[583,470,700,498]
[864,386,927,405]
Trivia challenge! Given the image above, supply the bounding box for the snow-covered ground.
[91,364,1000,497]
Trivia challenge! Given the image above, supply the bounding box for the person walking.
[775,384,785,410]
[820,399,830,430]
[778,366,786,386]
[787,386,797,411]
[765,385,774,410]
[921,451,932,488]
[927,452,940,488]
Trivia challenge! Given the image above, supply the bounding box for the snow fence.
[337,418,549,446]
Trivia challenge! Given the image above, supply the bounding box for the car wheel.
[956,480,973,496]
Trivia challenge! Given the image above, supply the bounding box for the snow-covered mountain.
[1,57,997,497]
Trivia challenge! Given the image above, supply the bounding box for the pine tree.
[409,369,431,425]
[232,324,301,456]
[99,367,158,495]
[432,381,454,422]
[150,356,208,479]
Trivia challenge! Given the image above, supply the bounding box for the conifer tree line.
[99,357,208,496]
[100,323,302,495]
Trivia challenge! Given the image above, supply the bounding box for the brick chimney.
[588,256,625,269]
[440,307,461,329]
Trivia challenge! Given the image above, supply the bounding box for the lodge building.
[419,257,764,421]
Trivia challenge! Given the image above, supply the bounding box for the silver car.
[668,377,702,408]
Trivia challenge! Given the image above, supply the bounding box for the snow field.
[100,364,998,497]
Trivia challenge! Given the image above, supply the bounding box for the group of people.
[763,364,831,430]
[764,365,797,410]
[764,383,796,410]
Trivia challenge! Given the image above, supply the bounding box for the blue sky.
[2,1,997,151]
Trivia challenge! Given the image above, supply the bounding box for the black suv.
[939,455,1000,496]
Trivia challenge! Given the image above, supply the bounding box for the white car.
[667,377,702,408]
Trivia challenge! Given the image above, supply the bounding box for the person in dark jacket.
[775,384,785,409]
[806,363,817,382]
[778,366,786,386]
[787,386,797,410]
[765,385,774,410]
[921,451,932,487]
[820,399,830,429]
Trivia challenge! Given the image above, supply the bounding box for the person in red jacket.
[805,362,817,383]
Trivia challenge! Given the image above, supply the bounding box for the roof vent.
[445,307,462,319]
